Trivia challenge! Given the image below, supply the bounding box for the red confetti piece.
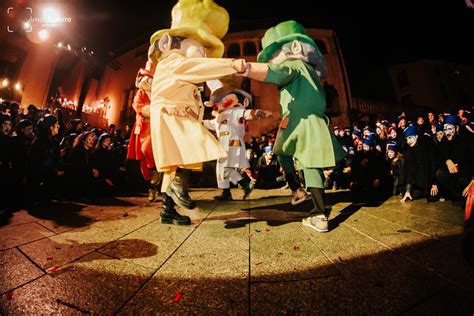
[48,265,59,273]
[173,292,183,303]
[47,256,53,260]
[293,245,300,251]
[5,291,13,300]
[133,277,141,284]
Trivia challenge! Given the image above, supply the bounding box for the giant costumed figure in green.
[240,20,346,233]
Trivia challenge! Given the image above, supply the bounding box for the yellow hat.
[150,0,229,59]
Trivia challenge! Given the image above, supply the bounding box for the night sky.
[13,0,474,99]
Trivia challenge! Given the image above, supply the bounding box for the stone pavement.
[1,188,473,315]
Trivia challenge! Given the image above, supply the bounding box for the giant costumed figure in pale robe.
[148,0,247,225]
[239,20,346,233]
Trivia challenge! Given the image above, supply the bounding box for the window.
[226,43,240,58]
[397,70,409,88]
[243,42,257,56]
[314,40,328,55]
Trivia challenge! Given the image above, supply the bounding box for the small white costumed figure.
[203,77,272,200]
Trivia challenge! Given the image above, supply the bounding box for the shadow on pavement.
[26,201,94,228]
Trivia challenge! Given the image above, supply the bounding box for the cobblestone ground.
[1,188,473,314]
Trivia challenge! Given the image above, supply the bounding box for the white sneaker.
[302,215,328,233]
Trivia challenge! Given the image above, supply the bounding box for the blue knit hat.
[403,124,417,138]
[362,134,377,147]
[386,141,398,152]
[444,115,459,126]
[264,146,272,154]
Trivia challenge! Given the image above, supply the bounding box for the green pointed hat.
[257,20,317,63]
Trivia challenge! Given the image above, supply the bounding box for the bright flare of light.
[67,44,71,51]
[23,21,31,29]
[43,7,60,20]
[57,42,63,48]
[15,83,22,91]
[2,79,8,87]
[39,29,49,40]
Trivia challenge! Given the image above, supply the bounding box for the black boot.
[285,172,302,192]
[160,193,191,225]
[308,187,329,217]
[238,177,254,200]
[214,188,233,201]
[166,168,196,209]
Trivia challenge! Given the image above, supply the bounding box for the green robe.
[265,59,346,169]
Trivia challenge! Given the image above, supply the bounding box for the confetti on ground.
[255,262,263,266]
[123,212,129,217]
[5,291,13,300]
[54,246,61,250]
[248,233,253,237]
[293,245,300,251]
[134,277,141,284]
[47,265,59,273]
[255,229,261,233]
[173,292,183,303]
[47,256,53,260]
[264,228,271,232]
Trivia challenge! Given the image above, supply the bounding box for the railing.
[351,98,402,114]
[58,107,108,129]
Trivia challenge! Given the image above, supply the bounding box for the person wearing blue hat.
[443,114,459,141]
[352,129,362,146]
[256,145,283,189]
[386,141,404,195]
[238,20,346,233]
[350,132,389,202]
[436,114,474,206]
[399,124,440,203]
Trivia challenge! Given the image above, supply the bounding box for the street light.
[15,82,22,91]
[43,7,60,20]
[39,29,49,40]
[1,79,8,88]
